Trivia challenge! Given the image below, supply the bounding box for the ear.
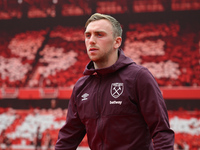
[114,37,122,49]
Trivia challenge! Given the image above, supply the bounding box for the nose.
[89,34,96,45]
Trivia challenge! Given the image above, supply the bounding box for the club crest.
[110,83,124,98]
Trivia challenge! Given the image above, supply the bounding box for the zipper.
[97,76,102,115]
[96,75,104,149]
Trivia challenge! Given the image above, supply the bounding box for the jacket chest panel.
[76,76,139,120]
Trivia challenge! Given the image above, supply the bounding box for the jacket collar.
[83,49,134,76]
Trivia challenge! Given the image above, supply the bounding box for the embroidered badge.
[81,93,89,101]
[110,83,124,98]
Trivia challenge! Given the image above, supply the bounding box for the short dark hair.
[85,13,123,38]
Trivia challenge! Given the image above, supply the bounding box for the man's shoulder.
[77,75,89,83]
[121,62,153,81]
[125,62,147,73]
[72,75,92,95]
[74,75,91,88]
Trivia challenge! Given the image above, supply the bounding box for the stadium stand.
[0,21,199,88]
[0,107,200,149]
[124,21,200,87]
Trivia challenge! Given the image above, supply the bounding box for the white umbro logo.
[81,93,89,101]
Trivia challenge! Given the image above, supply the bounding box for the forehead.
[85,19,113,32]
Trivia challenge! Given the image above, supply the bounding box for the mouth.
[89,47,98,52]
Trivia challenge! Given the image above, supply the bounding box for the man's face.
[84,19,119,67]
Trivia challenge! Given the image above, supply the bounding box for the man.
[35,126,42,150]
[55,13,174,150]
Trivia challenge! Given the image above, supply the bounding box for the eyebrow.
[84,30,106,35]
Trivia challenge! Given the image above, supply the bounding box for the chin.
[88,55,96,61]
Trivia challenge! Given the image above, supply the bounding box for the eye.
[85,33,91,38]
[97,32,103,37]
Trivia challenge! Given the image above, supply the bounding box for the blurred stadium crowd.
[0,21,199,88]
[0,107,200,150]
[0,0,200,19]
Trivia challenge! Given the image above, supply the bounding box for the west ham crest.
[110,83,124,98]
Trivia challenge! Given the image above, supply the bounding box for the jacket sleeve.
[55,89,86,150]
[136,68,174,150]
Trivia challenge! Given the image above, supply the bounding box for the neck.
[94,51,118,69]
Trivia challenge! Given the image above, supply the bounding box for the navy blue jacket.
[55,49,174,150]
